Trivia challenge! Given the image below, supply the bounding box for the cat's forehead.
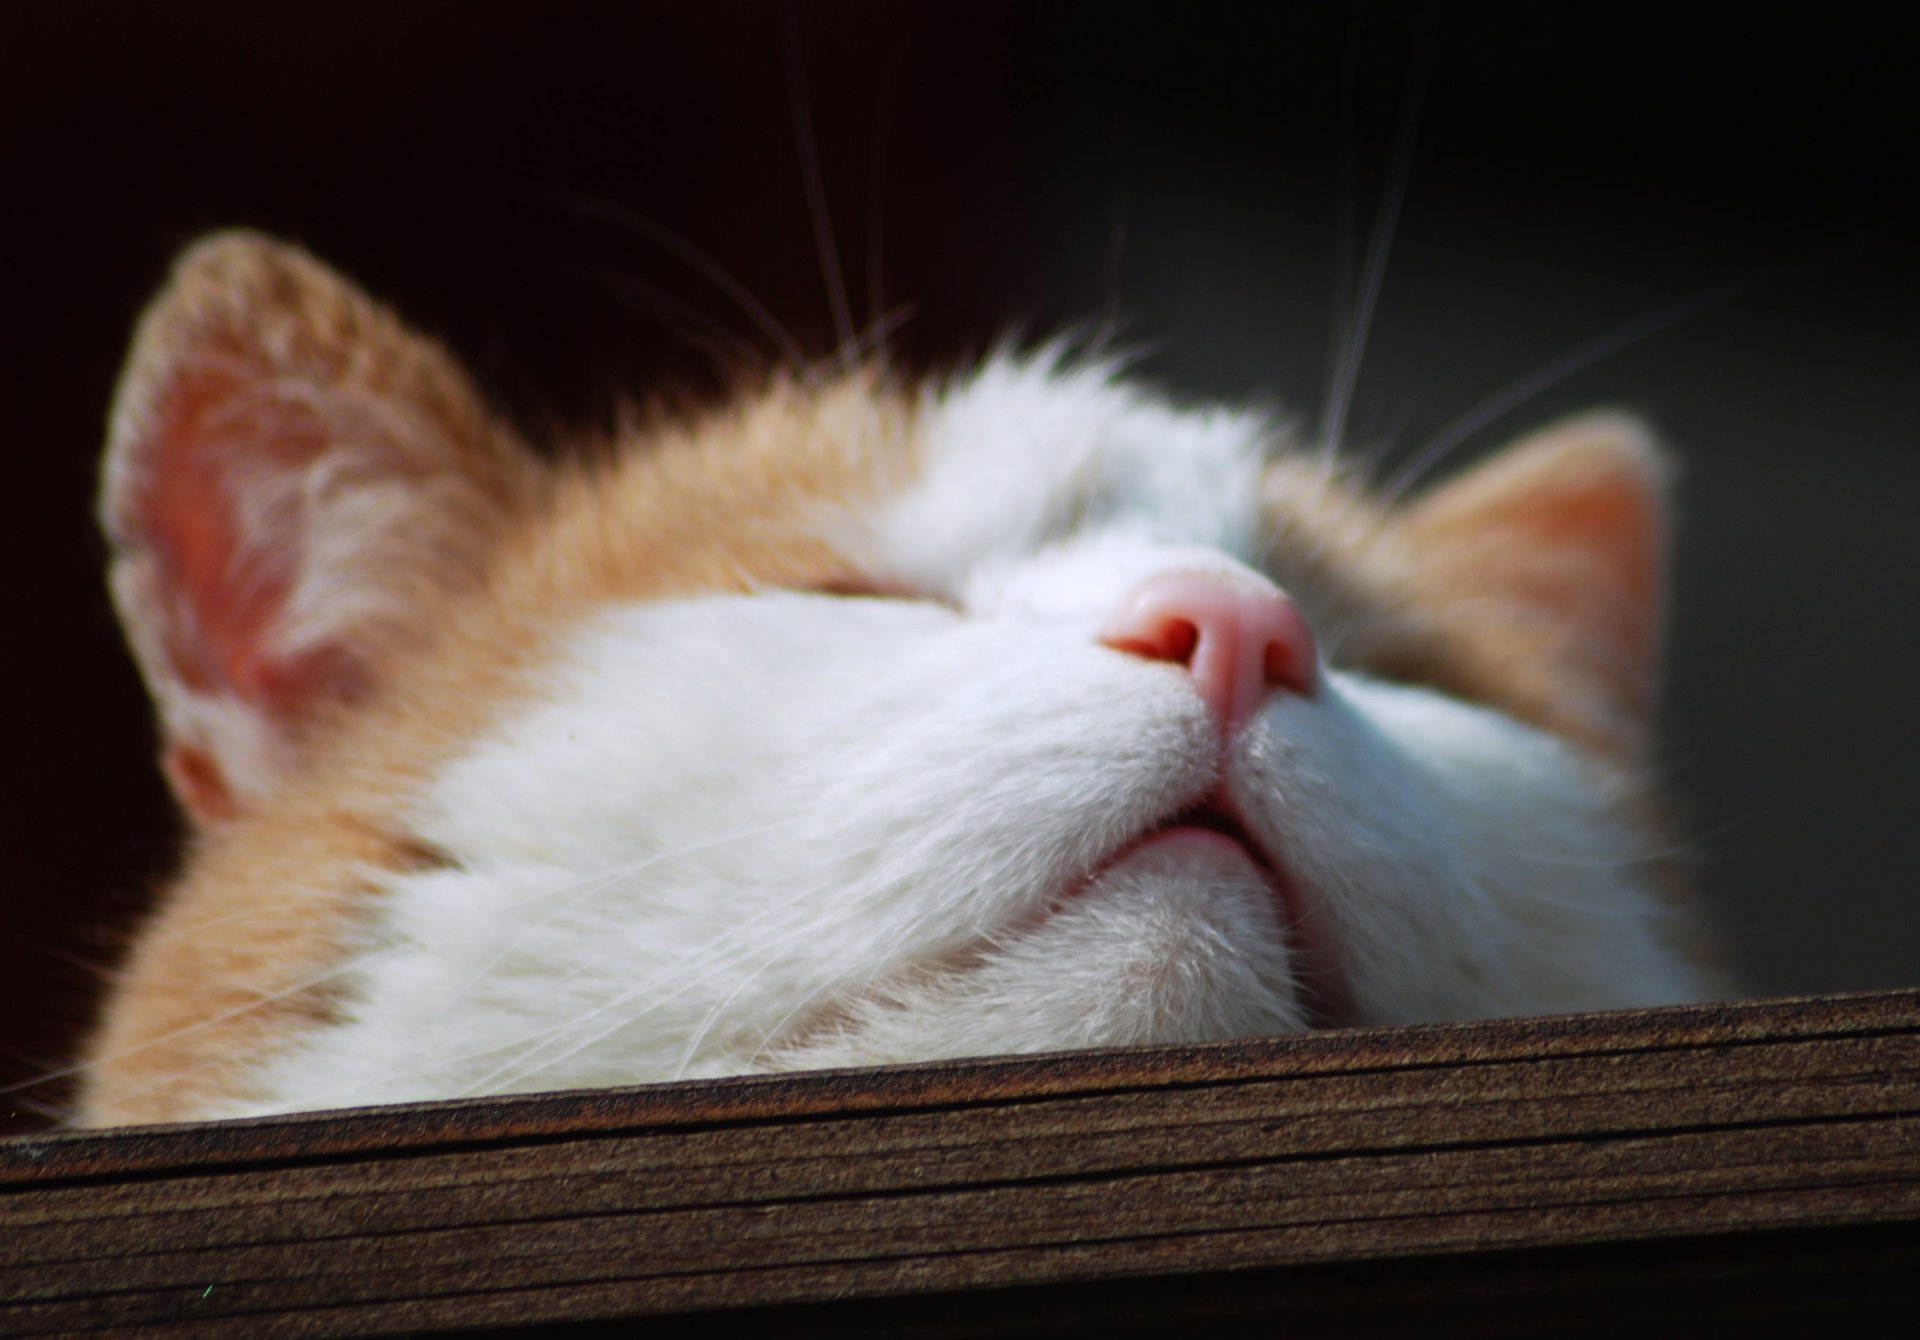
[868,352,1279,588]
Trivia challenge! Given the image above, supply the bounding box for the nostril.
[1260,602,1318,698]
[1105,614,1199,667]
[1100,570,1318,731]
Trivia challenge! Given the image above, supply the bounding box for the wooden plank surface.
[3,990,1917,1335]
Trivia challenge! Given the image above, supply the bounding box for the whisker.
[672,925,827,1078]
[781,2,858,373]
[492,820,971,1092]
[1318,7,1364,470]
[592,268,769,376]
[735,878,952,1068]
[32,817,837,1116]
[744,907,930,1067]
[462,885,845,1096]
[865,55,899,337]
[1380,255,1828,504]
[550,189,810,371]
[849,302,916,365]
[434,816,825,1008]
[357,829,852,1090]
[445,825,917,1095]
[1319,14,1434,462]
[746,843,1070,1068]
[1,944,406,1112]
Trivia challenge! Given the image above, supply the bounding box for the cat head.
[84,232,1718,1122]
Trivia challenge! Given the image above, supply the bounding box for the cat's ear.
[1397,413,1671,753]
[101,232,541,825]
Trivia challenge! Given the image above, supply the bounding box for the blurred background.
[4,2,1915,1131]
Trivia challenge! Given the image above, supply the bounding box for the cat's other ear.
[101,232,542,825]
[1396,414,1671,756]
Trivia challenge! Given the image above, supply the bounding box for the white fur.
[873,351,1272,594]
[224,355,1709,1118]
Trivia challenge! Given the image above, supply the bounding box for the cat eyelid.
[799,578,960,610]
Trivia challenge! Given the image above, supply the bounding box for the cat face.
[81,234,1719,1124]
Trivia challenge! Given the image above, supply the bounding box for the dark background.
[4,2,1914,1132]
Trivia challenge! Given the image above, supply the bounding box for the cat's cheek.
[1279,673,1711,1021]
[1225,681,1465,1023]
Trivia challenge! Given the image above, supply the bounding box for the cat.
[76,231,1723,1125]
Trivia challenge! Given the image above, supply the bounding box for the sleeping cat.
[78,232,1722,1125]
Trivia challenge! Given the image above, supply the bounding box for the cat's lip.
[1088,793,1352,1028]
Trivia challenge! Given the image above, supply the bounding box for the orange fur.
[1258,432,1663,760]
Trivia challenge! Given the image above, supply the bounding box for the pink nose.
[1099,571,1318,731]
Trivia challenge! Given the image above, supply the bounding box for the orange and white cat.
[79,232,1720,1125]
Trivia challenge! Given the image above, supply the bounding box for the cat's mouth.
[1085,793,1352,1029]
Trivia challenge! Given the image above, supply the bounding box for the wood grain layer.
[3,990,1917,1335]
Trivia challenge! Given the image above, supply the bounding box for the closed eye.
[801,578,960,610]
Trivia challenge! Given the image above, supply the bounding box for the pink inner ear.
[1496,468,1663,706]
[162,744,238,824]
[1511,471,1659,616]
[138,366,363,725]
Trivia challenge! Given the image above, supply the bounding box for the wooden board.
[4,990,1918,1336]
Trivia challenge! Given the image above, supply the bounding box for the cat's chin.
[1079,806,1351,1029]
